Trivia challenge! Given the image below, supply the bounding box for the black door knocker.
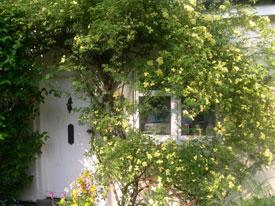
[67,96,74,145]
[66,97,73,113]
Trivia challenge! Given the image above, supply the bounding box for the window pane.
[139,96,171,135]
[181,109,215,136]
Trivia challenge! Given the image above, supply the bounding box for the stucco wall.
[20,10,275,205]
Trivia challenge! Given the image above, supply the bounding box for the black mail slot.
[68,124,74,145]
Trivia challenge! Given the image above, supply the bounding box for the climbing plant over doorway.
[7,0,275,205]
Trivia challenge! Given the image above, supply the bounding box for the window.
[139,96,171,135]
[181,110,215,136]
[134,91,215,139]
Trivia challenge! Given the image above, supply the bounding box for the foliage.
[230,196,275,206]
[92,133,174,206]
[92,133,246,205]
[227,175,275,206]
[58,170,97,206]
[0,3,47,198]
[7,0,275,205]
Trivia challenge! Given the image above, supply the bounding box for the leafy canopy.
[5,0,275,205]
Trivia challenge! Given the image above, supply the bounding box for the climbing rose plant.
[7,0,275,205]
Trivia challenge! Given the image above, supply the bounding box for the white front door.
[21,76,91,200]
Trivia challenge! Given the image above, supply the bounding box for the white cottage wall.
[20,7,275,204]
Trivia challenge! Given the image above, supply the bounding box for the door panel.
[39,77,91,197]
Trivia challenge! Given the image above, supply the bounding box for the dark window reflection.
[181,109,215,136]
[139,96,171,135]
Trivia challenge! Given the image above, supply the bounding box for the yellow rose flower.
[162,9,169,18]
[143,82,149,88]
[156,57,164,65]
[59,198,66,206]
[156,69,163,76]
[146,60,153,66]
[184,5,194,12]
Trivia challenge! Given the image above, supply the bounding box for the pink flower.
[61,192,67,198]
[48,191,55,199]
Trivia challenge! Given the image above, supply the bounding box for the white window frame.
[132,90,181,142]
[132,90,216,142]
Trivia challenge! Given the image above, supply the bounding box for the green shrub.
[0,5,47,198]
